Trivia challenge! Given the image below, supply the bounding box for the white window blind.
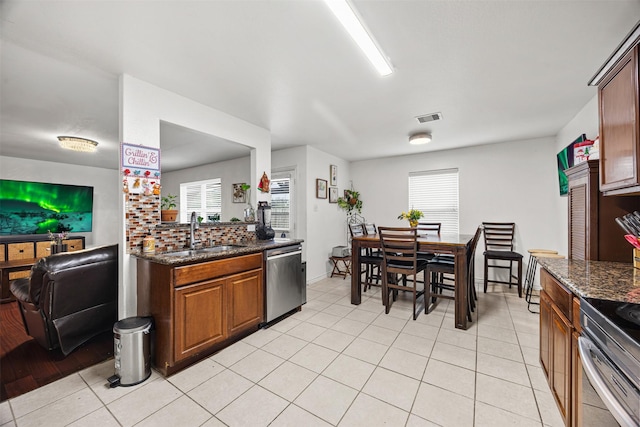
[179,178,221,223]
[408,168,459,233]
[271,177,290,231]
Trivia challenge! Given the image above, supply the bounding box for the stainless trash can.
[107,317,152,388]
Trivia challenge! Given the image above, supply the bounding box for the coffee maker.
[256,201,275,240]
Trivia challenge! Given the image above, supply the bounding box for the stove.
[579,298,640,426]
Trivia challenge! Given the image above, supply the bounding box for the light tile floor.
[0,278,563,427]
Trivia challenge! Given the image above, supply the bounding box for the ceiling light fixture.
[57,136,99,152]
[409,132,432,145]
[323,0,393,77]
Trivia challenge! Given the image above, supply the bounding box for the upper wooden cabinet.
[594,24,640,195]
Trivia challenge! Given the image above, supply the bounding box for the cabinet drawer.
[36,241,52,258]
[174,253,263,287]
[540,269,572,322]
[7,243,34,260]
[63,239,84,252]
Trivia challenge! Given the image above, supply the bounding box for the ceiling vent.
[416,112,442,123]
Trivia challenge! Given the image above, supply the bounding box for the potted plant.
[337,189,362,214]
[161,193,178,222]
[398,208,423,228]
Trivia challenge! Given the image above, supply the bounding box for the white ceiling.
[1,1,639,172]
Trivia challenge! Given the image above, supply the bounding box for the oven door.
[578,336,639,426]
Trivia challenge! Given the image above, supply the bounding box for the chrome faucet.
[189,211,200,249]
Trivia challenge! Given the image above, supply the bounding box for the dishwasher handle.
[266,245,302,259]
[267,250,302,261]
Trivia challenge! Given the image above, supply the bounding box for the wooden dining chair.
[424,226,482,321]
[349,223,382,292]
[417,222,441,235]
[378,227,428,320]
[416,222,441,261]
[482,222,524,297]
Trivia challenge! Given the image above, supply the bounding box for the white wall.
[554,95,599,255]
[351,137,563,282]
[162,156,251,222]
[305,146,352,283]
[0,156,119,247]
[119,74,271,318]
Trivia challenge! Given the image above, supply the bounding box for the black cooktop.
[583,298,640,344]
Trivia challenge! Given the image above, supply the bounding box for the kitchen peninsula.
[134,238,303,376]
[536,258,639,426]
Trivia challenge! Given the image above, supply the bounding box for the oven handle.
[578,336,636,427]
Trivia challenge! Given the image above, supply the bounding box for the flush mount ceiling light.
[57,136,99,153]
[323,0,393,76]
[409,132,432,145]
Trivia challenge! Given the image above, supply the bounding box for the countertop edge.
[130,239,304,265]
[537,258,640,304]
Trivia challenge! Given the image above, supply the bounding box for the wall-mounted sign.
[121,143,161,195]
[121,142,160,170]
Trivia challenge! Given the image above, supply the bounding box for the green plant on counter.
[197,216,204,224]
[230,217,241,222]
[161,194,177,210]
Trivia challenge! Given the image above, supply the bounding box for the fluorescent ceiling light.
[409,133,432,145]
[57,136,99,152]
[323,0,393,76]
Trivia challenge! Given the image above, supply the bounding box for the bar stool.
[524,250,563,313]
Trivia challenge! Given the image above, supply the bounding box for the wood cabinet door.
[62,239,84,252]
[227,269,264,336]
[174,278,227,362]
[599,45,640,194]
[551,303,572,426]
[540,290,552,380]
[7,243,34,260]
[568,182,588,260]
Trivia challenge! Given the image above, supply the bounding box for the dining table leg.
[454,248,468,329]
[351,239,362,305]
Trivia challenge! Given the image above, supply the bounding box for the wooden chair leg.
[484,258,489,293]
[517,259,523,297]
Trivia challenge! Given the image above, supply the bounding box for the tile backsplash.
[126,193,256,253]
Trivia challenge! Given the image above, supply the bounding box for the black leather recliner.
[10,244,118,356]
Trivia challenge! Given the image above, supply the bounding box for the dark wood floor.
[0,301,113,402]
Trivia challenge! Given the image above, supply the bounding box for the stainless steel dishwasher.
[265,244,304,323]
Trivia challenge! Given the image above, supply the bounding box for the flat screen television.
[0,179,93,235]
[557,134,586,196]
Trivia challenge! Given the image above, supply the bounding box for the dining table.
[350,232,476,330]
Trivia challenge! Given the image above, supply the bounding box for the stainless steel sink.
[163,245,242,257]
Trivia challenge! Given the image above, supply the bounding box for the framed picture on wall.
[329,187,338,203]
[330,165,337,186]
[316,179,328,199]
[232,183,246,203]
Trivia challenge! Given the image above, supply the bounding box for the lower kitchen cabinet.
[174,278,227,362]
[540,268,581,427]
[227,269,264,336]
[137,252,263,376]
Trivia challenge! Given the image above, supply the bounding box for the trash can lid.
[113,316,152,334]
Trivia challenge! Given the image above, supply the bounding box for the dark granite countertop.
[537,258,640,304]
[131,238,303,266]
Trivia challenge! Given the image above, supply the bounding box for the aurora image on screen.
[0,180,93,235]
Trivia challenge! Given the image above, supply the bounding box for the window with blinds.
[408,168,459,233]
[271,177,290,232]
[179,178,222,223]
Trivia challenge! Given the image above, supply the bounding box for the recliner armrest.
[10,277,31,303]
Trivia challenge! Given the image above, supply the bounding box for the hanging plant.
[337,189,362,214]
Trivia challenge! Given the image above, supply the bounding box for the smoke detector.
[416,112,443,123]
